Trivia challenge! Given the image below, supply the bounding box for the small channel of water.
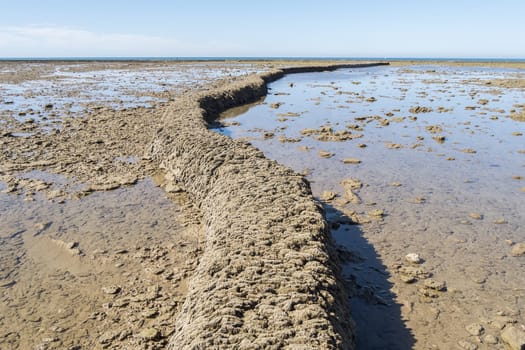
[215,65,525,349]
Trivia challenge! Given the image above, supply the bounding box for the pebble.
[398,265,431,279]
[368,209,384,217]
[469,212,483,220]
[102,286,121,295]
[342,158,361,164]
[405,253,422,264]
[483,334,499,344]
[501,326,525,350]
[423,279,446,291]
[400,274,416,283]
[137,327,160,341]
[465,323,484,336]
[320,191,337,201]
[319,150,334,158]
[511,242,525,257]
[413,197,426,204]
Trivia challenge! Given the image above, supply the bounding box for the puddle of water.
[216,65,525,349]
[0,178,201,349]
[0,62,262,123]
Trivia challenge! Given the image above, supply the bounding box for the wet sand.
[2,60,524,349]
[0,60,372,349]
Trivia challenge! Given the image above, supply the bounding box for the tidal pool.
[216,65,525,349]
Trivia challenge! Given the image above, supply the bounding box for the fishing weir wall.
[149,62,389,349]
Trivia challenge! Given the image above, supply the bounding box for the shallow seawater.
[0,62,261,122]
[216,65,525,349]
[0,178,202,349]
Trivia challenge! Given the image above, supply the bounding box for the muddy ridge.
[149,63,387,349]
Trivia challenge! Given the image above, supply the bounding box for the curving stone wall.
[150,63,388,349]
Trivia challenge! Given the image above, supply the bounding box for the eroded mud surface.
[1,61,372,349]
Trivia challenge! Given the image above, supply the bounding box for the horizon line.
[1,56,525,62]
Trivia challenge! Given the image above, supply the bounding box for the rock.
[418,287,440,298]
[398,265,431,280]
[405,253,422,264]
[466,323,484,336]
[400,274,416,283]
[412,197,426,204]
[501,326,525,350]
[391,182,402,187]
[137,327,160,341]
[320,191,337,201]
[409,106,433,113]
[511,243,525,257]
[341,178,362,191]
[433,135,446,143]
[469,212,483,220]
[89,183,120,191]
[423,279,446,291]
[270,102,283,109]
[426,125,443,134]
[318,150,334,158]
[368,209,384,218]
[102,286,121,295]
[45,103,54,109]
[342,158,361,164]
[494,218,507,224]
[483,334,499,344]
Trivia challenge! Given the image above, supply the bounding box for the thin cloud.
[0,25,182,57]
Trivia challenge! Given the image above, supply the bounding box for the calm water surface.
[216,65,525,349]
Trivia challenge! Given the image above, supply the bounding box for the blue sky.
[1,0,524,58]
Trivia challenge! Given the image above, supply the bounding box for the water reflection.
[216,65,525,348]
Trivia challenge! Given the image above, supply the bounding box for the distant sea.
[1,57,525,62]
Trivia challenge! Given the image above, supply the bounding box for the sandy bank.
[149,63,387,349]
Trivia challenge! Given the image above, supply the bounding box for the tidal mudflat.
[216,64,525,349]
[0,60,264,349]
